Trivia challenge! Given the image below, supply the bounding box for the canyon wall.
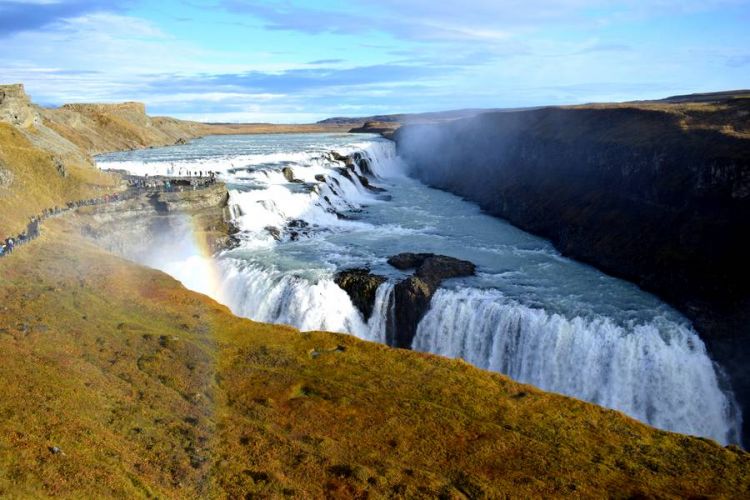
[393,96,750,440]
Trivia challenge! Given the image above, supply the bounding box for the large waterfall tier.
[97,133,741,445]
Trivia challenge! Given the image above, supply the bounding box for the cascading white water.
[218,260,370,336]
[413,287,741,444]
[366,281,395,344]
[97,133,742,445]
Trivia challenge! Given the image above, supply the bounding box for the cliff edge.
[393,93,750,442]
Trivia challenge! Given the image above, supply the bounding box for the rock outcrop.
[393,95,750,442]
[335,253,476,348]
[389,253,476,348]
[79,183,232,258]
[0,84,40,129]
[349,120,400,139]
[333,269,386,321]
[282,166,303,183]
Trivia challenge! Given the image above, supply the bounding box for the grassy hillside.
[1,219,749,498]
[0,122,117,236]
[42,103,209,156]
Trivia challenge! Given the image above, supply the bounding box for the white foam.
[413,287,741,444]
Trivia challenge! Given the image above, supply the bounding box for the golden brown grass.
[0,217,749,498]
[0,123,118,236]
[563,95,750,139]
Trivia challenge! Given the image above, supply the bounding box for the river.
[97,133,741,444]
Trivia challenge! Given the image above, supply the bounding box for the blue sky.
[1,0,749,122]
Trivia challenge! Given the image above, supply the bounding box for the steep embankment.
[393,94,750,441]
[2,220,750,497]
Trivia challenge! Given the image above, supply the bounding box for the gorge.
[95,128,743,446]
[3,84,750,496]
[392,96,750,444]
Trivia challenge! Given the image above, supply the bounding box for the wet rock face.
[392,277,434,348]
[334,253,476,349]
[282,166,295,182]
[282,166,303,183]
[388,253,476,285]
[333,269,386,321]
[389,253,476,348]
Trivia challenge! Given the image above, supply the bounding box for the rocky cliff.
[393,94,750,441]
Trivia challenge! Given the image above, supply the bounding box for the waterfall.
[98,134,742,446]
[366,282,395,344]
[413,287,741,444]
[219,260,370,337]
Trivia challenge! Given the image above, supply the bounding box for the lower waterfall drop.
[412,287,741,444]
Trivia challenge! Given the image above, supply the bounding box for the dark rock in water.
[354,172,387,193]
[387,252,476,283]
[282,166,303,183]
[174,137,188,145]
[335,167,354,182]
[315,174,326,183]
[328,151,349,163]
[389,253,476,348]
[357,173,371,187]
[353,153,374,176]
[265,226,281,241]
[334,269,386,321]
[392,276,434,349]
[283,219,311,241]
[388,253,432,270]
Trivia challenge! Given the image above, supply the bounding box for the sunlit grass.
[0,218,748,497]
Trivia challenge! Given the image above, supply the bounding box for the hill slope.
[1,220,749,497]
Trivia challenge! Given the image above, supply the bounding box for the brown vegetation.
[1,219,749,497]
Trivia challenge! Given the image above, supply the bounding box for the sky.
[1,0,749,123]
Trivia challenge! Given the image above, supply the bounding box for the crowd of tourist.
[0,173,217,258]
